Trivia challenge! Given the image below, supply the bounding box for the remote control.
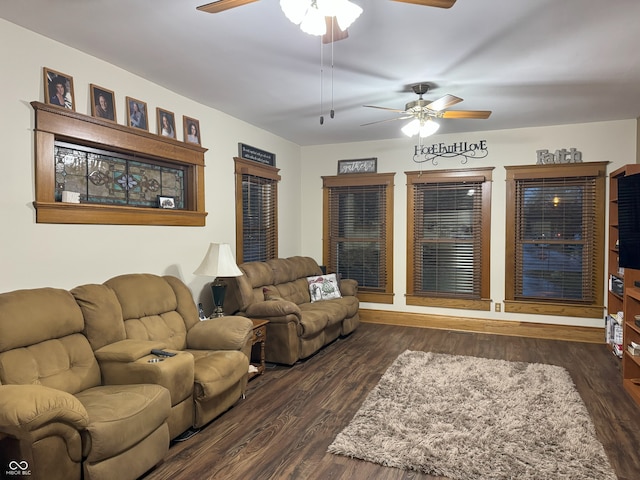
[151,349,176,357]
[197,303,207,320]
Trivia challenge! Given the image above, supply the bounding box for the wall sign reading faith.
[536,148,582,164]
[238,143,276,166]
[337,158,377,174]
[413,140,488,165]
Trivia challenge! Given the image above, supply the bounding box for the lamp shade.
[193,243,243,278]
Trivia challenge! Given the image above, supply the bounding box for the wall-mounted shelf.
[31,101,208,226]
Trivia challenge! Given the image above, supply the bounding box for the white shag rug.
[328,350,617,480]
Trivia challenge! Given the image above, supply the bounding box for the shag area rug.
[328,350,617,480]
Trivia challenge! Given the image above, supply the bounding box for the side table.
[249,319,268,380]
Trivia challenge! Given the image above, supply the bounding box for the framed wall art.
[183,116,201,145]
[158,196,176,209]
[157,108,176,139]
[126,96,148,131]
[43,67,75,111]
[337,157,377,175]
[90,84,116,122]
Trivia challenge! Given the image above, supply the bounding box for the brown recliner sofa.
[228,256,359,365]
[72,273,253,437]
[0,287,171,480]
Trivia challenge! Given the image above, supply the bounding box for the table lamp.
[193,243,243,317]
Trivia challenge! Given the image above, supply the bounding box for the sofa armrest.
[245,300,302,320]
[94,339,167,363]
[0,385,88,435]
[187,316,253,351]
[339,278,358,297]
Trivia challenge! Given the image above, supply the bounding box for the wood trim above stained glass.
[31,101,207,226]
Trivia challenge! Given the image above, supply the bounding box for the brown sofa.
[0,274,253,480]
[0,287,171,480]
[228,256,359,365]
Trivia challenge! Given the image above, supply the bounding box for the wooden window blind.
[406,168,493,311]
[513,176,597,303]
[322,173,395,304]
[504,162,607,318]
[234,157,280,263]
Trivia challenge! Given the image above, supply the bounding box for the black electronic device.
[618,174,640,269]
[151,349,176,357]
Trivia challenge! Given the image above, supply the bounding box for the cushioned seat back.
[234,257,323,309]
[104,274,190,351]
[0,288,101,393]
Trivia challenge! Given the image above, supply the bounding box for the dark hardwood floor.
[143,323,640,480]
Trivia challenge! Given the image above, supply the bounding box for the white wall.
[0,19,302,307]
[300,121,637,328]
[3,18,637,328]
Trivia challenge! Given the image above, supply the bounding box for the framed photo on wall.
[90,84,116,122]
[43,67,75,111]
[157,108,176,139]
[337,157,377,175]
[183,116,201,145]
[126,96,148,131]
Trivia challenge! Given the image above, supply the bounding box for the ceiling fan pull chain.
[320,35,324,125]
[330,16,335,119]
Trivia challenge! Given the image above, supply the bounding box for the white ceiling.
[2,0,640,146]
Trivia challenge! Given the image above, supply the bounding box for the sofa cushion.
[72,284,127,351]
[0,334,102,394]
[0,288,85,353]
[189,350,249,399]
[76,383,170,462]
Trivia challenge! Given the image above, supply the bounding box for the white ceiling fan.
[362,83,492,137]
[196,0,457,44]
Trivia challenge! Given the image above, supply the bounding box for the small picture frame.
[126,97,148,131]
[158,195,176,209]
[337,158,378,175]
[157,108,176,139]
[43,67,75,111]
[183,116,201,145]
[90,84,116,122]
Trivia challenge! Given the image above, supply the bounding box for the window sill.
[504,300,604,318]
[406,295,491,311]
[33,201,207,226]
[357,291,394,304]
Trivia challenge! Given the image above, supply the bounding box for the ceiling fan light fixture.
[401,119,420,137]
[299,6,327,35]
[419,118,440,137]
[280,0,311,24]
[281,0,361,36]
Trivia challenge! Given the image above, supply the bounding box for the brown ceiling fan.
[197,0,457,44]
[362,83,491,131]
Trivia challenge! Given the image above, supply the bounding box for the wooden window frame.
[234,157,281,263]
[504,162,607,318]
[322,172,395,304]
[32,101,207,226]
[406,167,493,311]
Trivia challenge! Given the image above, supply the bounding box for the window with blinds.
[322,173,395,304]
[406,168,492,310]
[234,157,281,264]
[504,162,606,318]
[514,177,596,302]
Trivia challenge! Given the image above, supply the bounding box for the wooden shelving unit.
[608,164,640,408]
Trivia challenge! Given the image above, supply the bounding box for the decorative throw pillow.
[307,274,342,303]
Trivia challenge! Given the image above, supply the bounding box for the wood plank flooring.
[142,323,640,480]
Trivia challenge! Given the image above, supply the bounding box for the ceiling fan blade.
[391,0,456,9]
[364,105,408,113]
[197,0,259,14]
[426,94,463,112]
[323,17,349,44]
[361,116,413,127]
[441,110,492,119]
